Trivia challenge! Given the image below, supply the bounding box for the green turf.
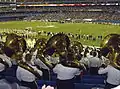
[0,21,120,46]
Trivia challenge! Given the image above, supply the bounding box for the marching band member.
[99,34,120,89]
[53,50,83,89]
[34,54,51,81]
[33,49,59,81]
[89,51,102,75]
[32,38,55,81]
[0,42,12,89]
[98,64,120,89]
[16,53,43,89]
[112,85,120,89]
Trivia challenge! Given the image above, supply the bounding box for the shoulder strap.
[18,61,41,79]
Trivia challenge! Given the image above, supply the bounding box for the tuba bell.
[4,33,27,61]
[44,33,70,61]
[45,33,85,69]
[45,33,70,57]
[100,34,120,70]
[4,33,41,78]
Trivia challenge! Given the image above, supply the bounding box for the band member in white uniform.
[30,49,50,80]
[53,51,83,89]
[53,62,81,89]
[99,34,120,89]
[98,65,120,89]
[0,50,12,89]
[16,53,42,89]
[32,48,58,81]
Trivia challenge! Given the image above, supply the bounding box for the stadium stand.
[0,0,120,22]
[0,0,120,89]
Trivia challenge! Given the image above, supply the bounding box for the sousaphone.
[100,34,120,70]
[4,33,26,61]
[34,38,54,69]
[44,33,70,61]
[71,41,83,60]
[45,33,85,69]
[4,33,41,78]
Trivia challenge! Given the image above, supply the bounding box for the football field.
[0,21,120,46]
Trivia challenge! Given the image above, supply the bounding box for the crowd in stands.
[0,5,120,21]
[16,0,120,4]
[0,32,120,89]
[0,1,120,89]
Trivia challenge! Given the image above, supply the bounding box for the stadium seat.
[75,83,96,89]
[37,80,45,87]
[37,80,56,89]
[81,78,104,84]
[44,81,56,87]
[95,84,105,88]
[82,75,106,80]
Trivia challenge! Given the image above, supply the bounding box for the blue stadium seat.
[82,75,106,80]
[96,84,105,88]
[75,83,96,89]
[37,80,56,89]
[45,81,56,87]
[37,80,45,87]
[81,78,104,84]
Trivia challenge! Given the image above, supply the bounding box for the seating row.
[37,80,105,89]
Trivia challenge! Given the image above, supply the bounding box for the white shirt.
[34,58,50,70]
[53,64,80,80]
[0,63,5,72]
[89,56,102,67]
[98,65,120,85]
[31,49,38,61]
[0,54,12,72]
[112,85,120,89]
[16,65,42,82]
[0,54,12,67]
[80,57,90,67]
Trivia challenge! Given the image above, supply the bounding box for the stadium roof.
[0,0,120,4]
[16,0,120,2]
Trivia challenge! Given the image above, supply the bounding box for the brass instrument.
[44,33,85,69]
[0,41,4,54]
[61,47,85,69]
[18,61,41,79]
[4,33,27,61]
[34,38,47,52]
[33,38,54,69]
[100,34,120,70]
[45,33,70,58]
[4,33,41,78]
[71,41,83,60]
